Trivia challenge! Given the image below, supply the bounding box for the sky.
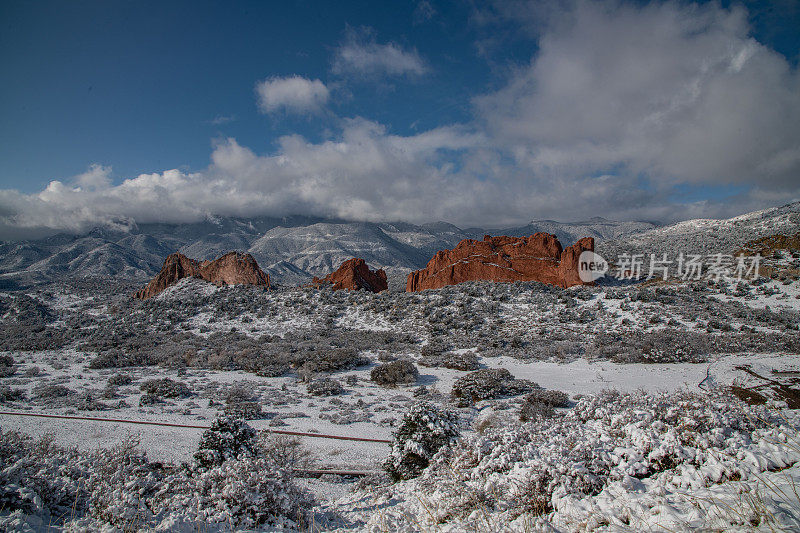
[0,0,798,240]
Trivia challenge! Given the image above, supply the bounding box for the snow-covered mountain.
[0,216,477,285]
[7,203,795,285]
[494,217,658,246]
[598,201,800,260]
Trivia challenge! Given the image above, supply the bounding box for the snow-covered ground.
[1,272,799,531]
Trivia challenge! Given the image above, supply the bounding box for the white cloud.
[74,164,112,190]
[1,1,799,240]
[255,76,329,114]
[332,28,428,77]
[0,120,488,237]
[474,0,800,191]
[209,114,235,125]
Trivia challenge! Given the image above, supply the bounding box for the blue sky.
[0,0,798,238]
[1,1,487,188]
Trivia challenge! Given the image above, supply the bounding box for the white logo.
[579,251,608,282]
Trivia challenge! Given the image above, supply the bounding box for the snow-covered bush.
[222,382,256,404]
[419,349,480,371]
[519,385,575,421]
[524,388,570,408]
[85,436,164,527]
[232,347,291,377]
[193,415,258,469]
[32,382,75,407]
[362,390,800,530]
[88,347,158,368]
[223,401,266,420]
[519,400,555,422]
[0,385,25,403]
[153,452,312,529]
[107,373,132,386]
[75,391,110,411]
[295,347,369,373]
[450,368,538,406]
[0,431,86,526]
[371,360,419,387]
[0,355,15,377]
[139,377,191,399]
[384,401,460,481]
[588,328,800,363]
[0,427,314,531]
[307,377,345,396]
[0,295,71,352]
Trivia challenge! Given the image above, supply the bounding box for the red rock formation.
[406,234,594,292]
[134,251,270,299]
[310,258,388,292]
[558,237,595,288]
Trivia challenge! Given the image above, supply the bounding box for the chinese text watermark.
[579,251,761,283]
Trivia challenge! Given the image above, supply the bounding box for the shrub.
[139,378,191,399]
[396,390,786,527]
[519,401,555,422]
[0,385,25,403]
[371,360,419,387]
[523,388,570,408]
[0,355,14,377]
[33,383,74,400]
[384,401,460,481]
[296,347,369,373]
[89,348,158,369]
[75,391,110,411]
[223,383,256,404]
[139,394,162,406]
[450,368,538,406]
[419,350,480,371]
[233,348,290,377]
[0,428,312,531]
[194,416,258,469]
[101,383,118,399]
[0,430,87,525]
[158,452,312,528]
[297,362,317,382]
[0,295,70,352]
[259,433,312,472]
[107,373,133,386]
[224,401,266,420]
[307,378,345,396]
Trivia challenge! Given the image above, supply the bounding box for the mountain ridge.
[2,203,796,285]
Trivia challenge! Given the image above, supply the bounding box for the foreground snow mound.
[340,390,800,532]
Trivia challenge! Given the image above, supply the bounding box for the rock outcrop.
[134,252,270,299]
[310,258,388,292]
[406,234,594,291]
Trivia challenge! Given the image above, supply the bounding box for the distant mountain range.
[597,201,800,260]
[1,202,797,286]
[490,217,657,247]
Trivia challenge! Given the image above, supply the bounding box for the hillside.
[598,201,800,260]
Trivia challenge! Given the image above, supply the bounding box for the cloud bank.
[1,0,798,240]
[475,0,800,191]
